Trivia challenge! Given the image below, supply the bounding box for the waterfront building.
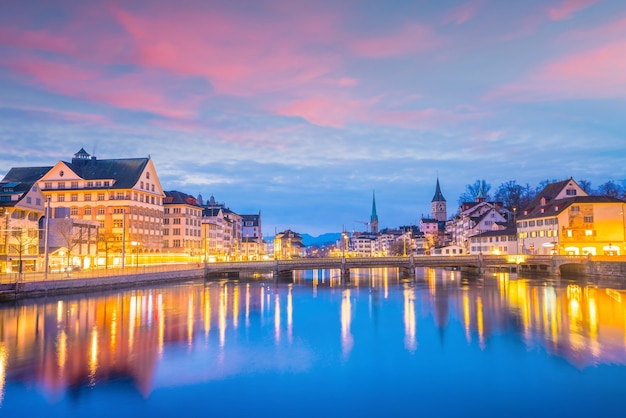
[468,227,517,255]
[274,229,305,259]
[46,207,99,271]
[349,232,379,256]
[447,197,508,253]
[242,212,265,260]
[201,206,226,260]
[0,178,45,273]
[163,191,202,258]
[4,149,166,267]
[517,178,625,255]
[202,195,243,260]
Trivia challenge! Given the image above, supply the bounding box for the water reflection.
[1,268,626,406]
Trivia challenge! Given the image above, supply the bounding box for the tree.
[578,179,593,194]
[97,230,119,269]
[596,180,622,198]
[494,180,523,211]
[457,179,491,206]
[51,218,82,271]
[7,219,39,276]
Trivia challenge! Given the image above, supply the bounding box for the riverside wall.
[0,268,206,301]
[586,260,626,278]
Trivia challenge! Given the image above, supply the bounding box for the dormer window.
[540,197,547,206]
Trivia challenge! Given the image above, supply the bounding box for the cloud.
[443,0,485,25]
[347,23,442,57]
[548,0,599,21]
[486,40,626,102]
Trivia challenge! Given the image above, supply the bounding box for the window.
[163,240,169,248]
[571,206,579,212]
[71,207,78,216]
[151,184,155,192]
[566,189,577,196]
[151,196,155,204]
[567,230,573,237]
[529,221,535,227]
[537,220,543,226]
[173,239,181,247]
[71,181,79,189]
[173,228,180,235]
[98,208,105,215]
[163,229,169,235]
[146,172,150,179]
[87,181,94,188]
[140,181,144,189]
[585,230,594,236]
[164,208,170,214]
[85,193,92,201]
[584,216,594,223]
[104,181,110,187]
[85,207,92,215]
[36,198,41,205]
[58,194,65,202]
[26,196,32,204]
[173,218,181,224]
[44,182,52,189]
[58,182,65,189]
[163,219,170,225]
[173,208,181,214]
[95,181,102,187]
[113,220,123,228]
[98,193,105,201]
[71,193,78,202]
[117,192,124,200]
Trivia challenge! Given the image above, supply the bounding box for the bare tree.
[98,230,120,270]
[458,179,491,206]
[596,180,622,198]
[51,218,82,271]
[7,219,39,276]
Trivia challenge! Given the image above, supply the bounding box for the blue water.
[1,268,625,417]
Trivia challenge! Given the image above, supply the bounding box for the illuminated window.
[585,230,594,236]
[567,230,573,237]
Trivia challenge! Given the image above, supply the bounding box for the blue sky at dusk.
[1,0,625,235]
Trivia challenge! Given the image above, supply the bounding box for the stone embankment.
[0,267,206,301]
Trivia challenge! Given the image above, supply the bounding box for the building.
[431,178,447,222]
[46,207,99,271]
[163,191,202,258]
[202,195,243,260]
[0,178,45,273]
[467,227,517,255]
[3,149,166,267]
[447,197,508,253]
[370,192,379,234]
[517,178,625,255]
[274,229,305,259]
[349,232,379,256]
[202,207,226,260]
[242,212,264,260]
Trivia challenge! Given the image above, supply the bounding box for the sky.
[1,0,626,236]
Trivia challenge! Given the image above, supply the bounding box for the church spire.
[432,178,446,202]
[370,191,379,233]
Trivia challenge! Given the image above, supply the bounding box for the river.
[1,267,625,417]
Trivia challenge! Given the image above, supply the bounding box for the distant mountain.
[301,233,341,246]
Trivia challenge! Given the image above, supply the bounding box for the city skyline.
[1,0,626,235]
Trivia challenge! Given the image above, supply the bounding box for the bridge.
[205,254,589,279]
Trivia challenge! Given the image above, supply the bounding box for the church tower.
[370,191,379,234]
[431,178,447,222]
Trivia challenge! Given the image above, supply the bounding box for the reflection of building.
[0,177,45,273]
[517,178,625,255]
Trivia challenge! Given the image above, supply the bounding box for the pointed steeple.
[476,185,485,202]
[370,191,379,234]
[432,178,446,202]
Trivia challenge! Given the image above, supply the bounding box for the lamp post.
[43,196,51,280]
[131,241,140,270]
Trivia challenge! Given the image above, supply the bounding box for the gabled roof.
[203,207,223,217]
[2,166,52,183]
[63,157,150,189]
[522,179,571,214]
[0,180,36,208]
[519,195,624,220]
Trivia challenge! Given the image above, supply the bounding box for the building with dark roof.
[163,191,202,257]
[517,178,625,256]
[4,149,166,267]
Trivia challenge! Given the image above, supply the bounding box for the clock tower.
[431,178,447,222]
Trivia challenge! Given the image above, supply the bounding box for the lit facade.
[163,191,202,257]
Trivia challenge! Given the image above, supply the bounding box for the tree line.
[457,178,626,213]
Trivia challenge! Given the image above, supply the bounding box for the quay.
[1,254,624,301]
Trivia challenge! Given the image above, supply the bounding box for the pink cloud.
[348,24,442,57]
[443,0,485,25]
[486,40,626,102]
[8,105,110,124]
[548,0,599,21]
[2,55,201,119]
